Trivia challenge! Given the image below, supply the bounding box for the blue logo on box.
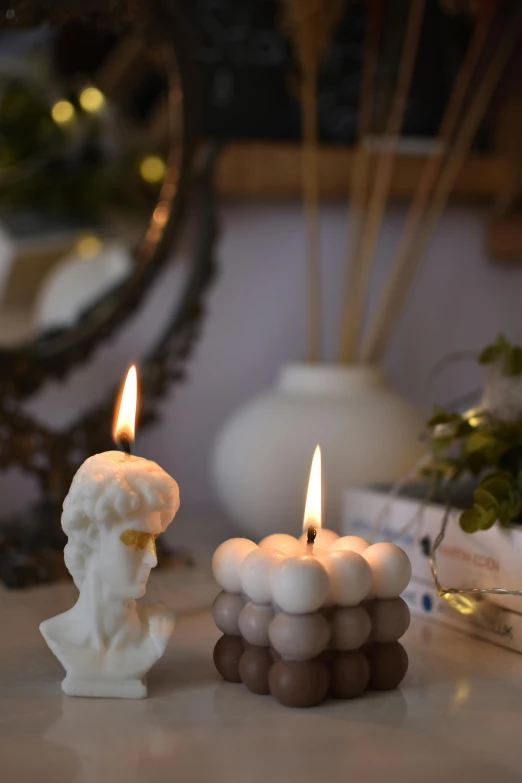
[422,594,433,612]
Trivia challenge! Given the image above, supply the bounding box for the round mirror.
[0,3,196,397]
[0,4,216,588]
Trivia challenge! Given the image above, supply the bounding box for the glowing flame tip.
[303,445,322,532]
[113,364,138,446]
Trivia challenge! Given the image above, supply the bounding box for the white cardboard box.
[342,488,522,653]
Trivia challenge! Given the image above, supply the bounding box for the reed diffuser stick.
[282,0,344,362]
[339,0,426,363]
[302,67,321,362]
[363,4,522,364]
[360,0,495,363]
[338,0,383,364]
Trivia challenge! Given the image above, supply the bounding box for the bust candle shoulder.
[40,451,180,699]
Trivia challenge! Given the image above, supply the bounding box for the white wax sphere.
[321,550,372,606]
[212,538,257,593]
[362,542,412,599]
[240,547,285,604]
[331,606,371,650]
[259,533,301,555]
[238,602,274,646]
[298,528,339,549]
[270,556,329,614]
[269,611,330,660]
[329,535,369,554]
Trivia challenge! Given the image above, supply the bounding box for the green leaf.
[497,500,513,525]
[466,453,490,475]
[479,334,510,365]
[480,472,513,497]
[460,508,481,533]
[474,487,499,510]
[516,471,522,493]
[454,419,475,438]
[505,346,522,376]
[478,511,497,530]
[428,405,461,427]
[478,334,522,376]
[479,470,515,494]
[465,431,498,454]
[431,435,455,454]
[479,345,502,364]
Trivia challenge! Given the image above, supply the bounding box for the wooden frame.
[215,142,510,201]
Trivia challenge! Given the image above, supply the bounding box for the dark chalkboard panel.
[188,0,473,144]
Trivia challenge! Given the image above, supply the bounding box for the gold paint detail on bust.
[120,529,157,555]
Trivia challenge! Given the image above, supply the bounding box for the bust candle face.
[120,529,158,556]
[95,512,163,600]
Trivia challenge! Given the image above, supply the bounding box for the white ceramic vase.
[212,363,425,539]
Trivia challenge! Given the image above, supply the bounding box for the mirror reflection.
[0,21,180,346]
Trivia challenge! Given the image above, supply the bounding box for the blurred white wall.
[1,201,522,517]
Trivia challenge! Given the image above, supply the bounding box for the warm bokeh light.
[76,233,102,259]
[79,86,105,113]
[139,155,166,184]
[51,100,75,124]
[463,407,482,428]
[113,365,138,445]
[443,592,475,617]
[452,680,470,710]
[303,445,322,532]
[152,204,169,227]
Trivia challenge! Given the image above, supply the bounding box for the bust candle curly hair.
[62,451,180,590]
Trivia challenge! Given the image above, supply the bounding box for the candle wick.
[306,525,316,548]
[117,433,132,457]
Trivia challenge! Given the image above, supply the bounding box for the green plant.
[424,335,522,533]
[478,333,522,376]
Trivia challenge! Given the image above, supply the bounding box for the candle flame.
[113,365,138,446]
[303,445,322,532]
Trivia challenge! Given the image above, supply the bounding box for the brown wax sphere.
[269,611,330,660]
[319,649,336,668]
[213,635,244,683]
[238,602,274,647]
[239,647,273,694]
[366,642,408,690]
[212,591,246,636]
[269,659,330,708]
[330,651,370,699]
[369,598,410,643]
[331,606,371,651]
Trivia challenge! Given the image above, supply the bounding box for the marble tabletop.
[2,512,522,783]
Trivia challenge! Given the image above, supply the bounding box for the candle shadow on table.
[147,654,218,697]
[147,608,220,697]
[322,688,409,728]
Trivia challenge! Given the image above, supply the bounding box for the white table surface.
[2,512,522,783]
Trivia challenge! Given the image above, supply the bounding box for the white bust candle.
[40,367,180,699]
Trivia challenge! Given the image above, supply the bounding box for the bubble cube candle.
[212,533,411,707]
[212,447,411,707]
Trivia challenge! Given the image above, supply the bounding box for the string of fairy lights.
[49,86,166,186]
[0,65,168,244]
[0,72,168,266]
